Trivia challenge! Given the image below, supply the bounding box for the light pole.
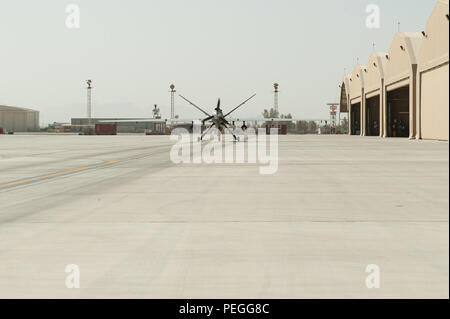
[86,80,92,129]
[170,84,176,119]
[273,83,279,113]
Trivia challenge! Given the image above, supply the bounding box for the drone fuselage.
[211,116,227,132]
[179,94,256,141]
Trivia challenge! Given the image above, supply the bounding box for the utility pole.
[170,84,176,119]
[86,80,93,131]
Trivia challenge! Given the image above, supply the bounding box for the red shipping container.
[95,124,117,135]
[266,124,287,135]
[0,128,4,134]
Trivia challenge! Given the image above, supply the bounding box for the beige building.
[364,52,388,137]
[0,105,40,132]
[417,0,449,141]
[340,0,448,141]
[339,74,351,114]
[384,32,422,139]
[348,65,365,136]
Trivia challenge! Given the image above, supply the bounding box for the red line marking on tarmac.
[0,149,169,190]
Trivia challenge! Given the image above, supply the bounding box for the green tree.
[307,121,317,133]
[269,108,279,119]
[262,108,280,119]
[296,121,308,133]
[338,118,349,134]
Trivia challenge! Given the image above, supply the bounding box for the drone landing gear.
[197,124,242,143]
[198,123,216,142]
[223,125,240,143]
[198,134,239,142]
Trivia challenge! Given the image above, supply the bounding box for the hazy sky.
[0,0,436,124]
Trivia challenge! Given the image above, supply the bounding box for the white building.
[0,105,40,132]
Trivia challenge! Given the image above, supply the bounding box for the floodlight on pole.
[170,84,176,119]
[273,83,279,112]
[86,80,93,128]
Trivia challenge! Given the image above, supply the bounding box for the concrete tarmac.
[0,134,448,298]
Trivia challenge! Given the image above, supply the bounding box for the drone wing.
[224,94,256,118]
[227,117,326,122]
[179,95,212,117]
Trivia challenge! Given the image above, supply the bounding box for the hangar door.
[421,63,449,141]
[350,103,361,135]
[387,86,409,138]
[365,95,380,136]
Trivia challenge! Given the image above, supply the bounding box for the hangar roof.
[385,32,423,85]
[365,52,389,93]
[419,0,449,72]
[341,74,351,91]
[349,65,366,101]
[339,74,351,112]
[0,105,38,112]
